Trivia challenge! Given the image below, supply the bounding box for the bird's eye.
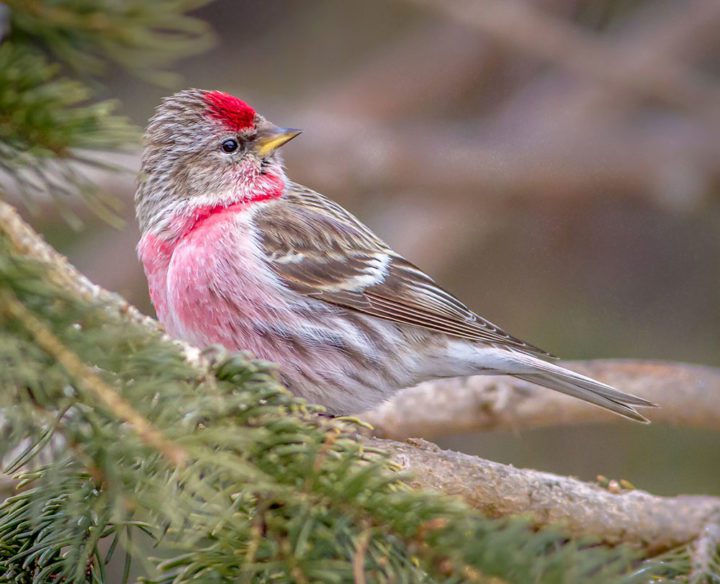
[221,138,239,153]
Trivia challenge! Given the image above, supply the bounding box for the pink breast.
[138,233,173,323]
[139,207,285,353]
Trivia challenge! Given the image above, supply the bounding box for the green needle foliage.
[0,0,214,212]
[0,43,133,156]
[5,0,215,78]
[0,41,135,216]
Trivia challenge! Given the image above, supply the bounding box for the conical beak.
[253,126,302,157]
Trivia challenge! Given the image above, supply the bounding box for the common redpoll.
[136,89,654,422]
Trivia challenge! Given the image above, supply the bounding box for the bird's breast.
[159,211,289,350]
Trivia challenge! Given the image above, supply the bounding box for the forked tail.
[508,355,656,423]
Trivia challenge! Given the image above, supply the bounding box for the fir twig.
[5,0,215,79]
[0,288,187,466]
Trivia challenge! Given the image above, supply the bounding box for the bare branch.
[611,0,720,63]
[376,437,720,552]
[312,21,495,121]
[493,0,720,155]
[361,360,720,440]
[403,0,720,112]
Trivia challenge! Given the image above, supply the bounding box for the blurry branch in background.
[3,198,720,556]
[314,21,496,121]
[361,360,720,440]
[403,0,720,111]
[316,0,720,117]
[289,0,720,242]
[292,115,720,207]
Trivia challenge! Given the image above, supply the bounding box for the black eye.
[221,138,239,153]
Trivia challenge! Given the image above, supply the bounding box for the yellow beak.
[254,126,302,157]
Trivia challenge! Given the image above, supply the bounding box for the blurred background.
[16,0,720,496]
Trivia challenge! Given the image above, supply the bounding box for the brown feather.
[256,183,552,358]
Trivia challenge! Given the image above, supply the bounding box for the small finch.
[136,89,655,422]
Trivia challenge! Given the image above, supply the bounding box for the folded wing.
[255,184,551,357]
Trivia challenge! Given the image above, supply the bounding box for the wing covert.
[255,184,551,357]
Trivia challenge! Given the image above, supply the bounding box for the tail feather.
[506,355,656,423]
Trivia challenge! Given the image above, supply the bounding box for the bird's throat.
[169,188,280,245]
[186,195,272,235]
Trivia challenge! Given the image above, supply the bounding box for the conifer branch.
[0,200,199,363]
[0,288,186,466]
[4,0,215,78]
[0,0,215,208]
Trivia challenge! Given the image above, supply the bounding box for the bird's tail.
[508,355,656,423]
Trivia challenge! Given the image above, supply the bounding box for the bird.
[135,89,655,422]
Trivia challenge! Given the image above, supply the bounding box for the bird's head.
[136,89,300,235]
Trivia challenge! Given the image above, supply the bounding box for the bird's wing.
[254,184,551,357]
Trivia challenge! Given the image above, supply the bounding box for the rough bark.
[377,437,719,553]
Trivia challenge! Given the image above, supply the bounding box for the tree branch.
[2,199,719,551]
[403,0,720,112]
[361,360,720,440]
[288,114,720,212]
[376,437,720,553]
